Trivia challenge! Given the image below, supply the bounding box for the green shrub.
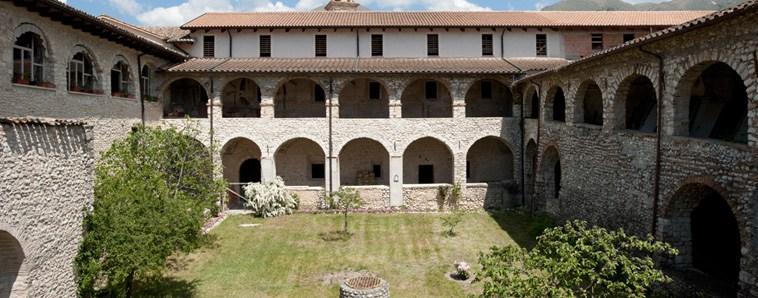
[477,220,678,298]
[243,177,298,218]
[75,124,225,297]
[441,212,464,237]
[324,188,364,234]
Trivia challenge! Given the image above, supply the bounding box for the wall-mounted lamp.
[393,175,399,183]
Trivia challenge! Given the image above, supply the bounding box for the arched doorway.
[339,79,389,118]
[525,139,538,208]
[675,62,748,144]
[163,78,208,118]
[221,138,262,208]
[541,146,561,213]
[466,136,514,182]
[576,80,603,126]
[222,78,261,118]
[0,230,27,297]
[663,183,741,292]
[547,86,566,122]
[401,80,453,118]
[403,137,453,184]
[274,79,326,118]
[465,80,513,117]
[339,138,389,185]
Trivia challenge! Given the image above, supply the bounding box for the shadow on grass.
[134,276,200,298]
[487,210,555,250]
[319,230,353,242]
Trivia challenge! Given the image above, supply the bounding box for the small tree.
[243,177,298,217]
[75,124,225,297]
[477,220,677,298]
[440,182,464,237]
[325,188,363,234]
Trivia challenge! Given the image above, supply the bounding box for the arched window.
[111,60,132,98]
[141,65,151,100]
[548,87,566,122]
[13,32,46,86]
[68,52,98,93]
[576,80,603,126]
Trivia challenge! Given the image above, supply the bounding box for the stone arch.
[222,78,261,118]
[67,44,103,93]
[162,78,209,118]
[403,137,453,184]
[110,55,135,97]
[0,230,28,298]
[401,79,453,118]
[221,137,263,208]
[545,85,566,122]
[575,80,604,126]
[338,78,389,118]
[275,78,327,118]
[339,138,390,186]
[466,136,515,183]
[673,61,748,144]
[614,74,657,132]
[275,138,326,187]
[465,79,513,117]
[525,139,538,205]
[12,23,54,85]
[524,85,540,119]
[540,146,561,214]
[660,181,744,293]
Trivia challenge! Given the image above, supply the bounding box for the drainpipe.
[209,78,220,208]
[227,30,233,57]
[519,85,526,208]
[356,30,360,57]
[136,52,147,125]
[529,80,541,216]
[639,46,664,238]
[328,78,334,194]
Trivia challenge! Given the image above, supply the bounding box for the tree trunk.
[125,269,135,298]
[343,207,348,233]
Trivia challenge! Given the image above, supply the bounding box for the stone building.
[0,0,756,296]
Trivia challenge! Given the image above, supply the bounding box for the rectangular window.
[315,35,327,57]
[311,164,325,179]
[591,33,603,51]
[259,35,271,57]
[373,165,382,178]
[203,35,215,58]
[371,34,383,57]
[481,34,493,56]
[623,33,635,43]
[369,81,381,100]
[536,34,547,56]
[418,165,434,184]
[427,34,439,56]
[425,81,437,100]
[314,85,326,102]
[481,80,493,99]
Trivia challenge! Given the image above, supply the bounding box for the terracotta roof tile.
[181,11,711,29]
[518,0,758,82]
[164,57,568,74]
[141,26,193,43]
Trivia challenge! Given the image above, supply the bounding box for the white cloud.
[109,0,142,15]
[361,0,490,11]
[57,0,66,3]
[622,0,668,3]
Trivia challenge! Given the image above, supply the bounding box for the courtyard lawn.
[153,212,538,298]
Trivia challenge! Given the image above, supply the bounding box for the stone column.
[389,99,402,118]
[387,78,406,119]
[452,151,467,185]
[261,154,275,183]
[450,78,474,119]
[389,155,403,206]
[257,78,278,119]
[453,100,466,118]
[326,156,340,192]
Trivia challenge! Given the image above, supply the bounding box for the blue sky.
[62,0,659,26]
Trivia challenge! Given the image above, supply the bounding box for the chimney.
[324,0,361,11]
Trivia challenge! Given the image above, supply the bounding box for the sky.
[60,0,667,26]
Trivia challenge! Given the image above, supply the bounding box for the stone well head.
[340,275,389,298]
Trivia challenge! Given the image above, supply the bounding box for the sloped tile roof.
[164,57,568,74]
[181,11,711,29]
[517,0,758,83]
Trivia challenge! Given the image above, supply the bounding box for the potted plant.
[13,76,30,85]
[38,81,56,89]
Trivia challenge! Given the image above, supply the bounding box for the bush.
[243,177,298,218]
[75,124,225,297]
[477,220,678,298]
[441,212,464,237]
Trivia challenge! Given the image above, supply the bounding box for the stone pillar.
[257,78,278,119]
[326,156,340,192]
[389,99,402,118]
[261,155,275,182]
[450,78,474,119]
[453,100,466,118]
[209,91,223,121]
[453,151,467,185]
[389,155,403,206]
[387,78,406,119]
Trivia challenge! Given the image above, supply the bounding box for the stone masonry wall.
[518,11,758,296]
[0,120,94,298]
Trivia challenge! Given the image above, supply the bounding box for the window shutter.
[427,34,439,56]
[371,34,383,57]
[315,35,327,57]
[203,36,215,58]
[482,34,493,56]
[536,34,547,56]
[260,35,271,57]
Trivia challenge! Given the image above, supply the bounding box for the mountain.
[542,0,744,11]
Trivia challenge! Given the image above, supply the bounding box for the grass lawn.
[149,212,539,298]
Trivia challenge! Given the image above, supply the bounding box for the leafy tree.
[324,187,363,234]
[477,220,677,298]
[243,177,298,218]
[75,125,225,297]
